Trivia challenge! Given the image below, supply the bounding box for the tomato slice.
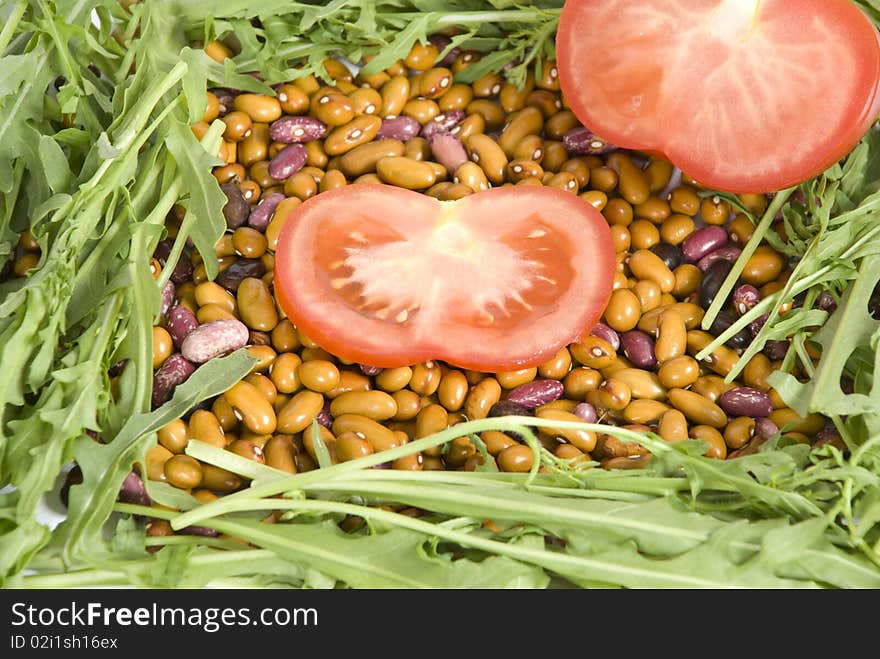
[557,0,880,193]
[273,184,615,371]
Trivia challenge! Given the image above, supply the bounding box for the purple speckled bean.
[358,364,384,376]
[506,380,565,409]
[118,471,151,507]
[248,192,286,231]
[563,127,617,155]
[682,225,728,263]
[269,116,327,143]
[376,116,421,141]
[589,322,620,351]
[420,110,466,139]
[429,133,468,174]
[733,284,762,315]
[268,143,307,180]
[317,402,333,428]
[152,353,196,409]
[754,417,779,439]
[718,387,774,418]
[697,245,742,272]
[167,305,199,348]
[160,280,176,317]
[573,402,598,424]
[181,318,249,364]
[619,330,656,369]
[488,400,534,418]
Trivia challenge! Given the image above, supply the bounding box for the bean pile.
[5,36,847,521]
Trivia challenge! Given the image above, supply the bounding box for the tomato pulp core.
[313,200,576,333]
[710,0,762,42]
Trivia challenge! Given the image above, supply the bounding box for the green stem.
[0,0,28,56]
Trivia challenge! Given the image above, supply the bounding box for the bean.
[691,425,727,459]
[649,242,683,271]
[597,378,632,411]
[297,359,341,393]
[697,245,742,272]
[562,126,616,155]
[268,143,307,180]
[439,83,475,112]
[145,445,173,482]
[570,336,617,369]
[660,214,695,245]
[538,346,572,379]
[691,374,737,403]
[326,370,373,398]
[246,192,284,232]
[151,354,195,409]
[496,368,538,390]
[668,388,727,428]
[716,387,774,418]
[199,464,244,492]
[166,305,198,349]
[337,140,405,178]
[534,409,597,452]
[634,196,671,224]
[733,284,762,315]
[586,323,618,352]
[487,400,534,420]
[620,331,656,369]
[741,245,786,286]
[610,368,666,400]
[376,156,437,190]
[152,326,174,369]
[276,390,324,434]
[464,377,502,420]
[237,277,278,331]
[165,454,203,490]
[708,310,752,350]
[220,182,251,229]
[754,417,779,439]
[118,470,151,507]
[161,281,176,317]
[264,435,298,473]
[180,318,249,363]
[687,330,740,377]
[157,418,188,453]
[464,133,508,184]
[505,379,564,409]
[657,355,700,389]
[333,414,399,452]
[572,402,598,423]
[330,390,398,421]
[216,258,266,292]
[420,110,466,139]
[497,444,535,472]
[415,403,449,439]
[607,152,650,205]
[622,399,670,424]
[335,431,375,462]
[667,185,701,216]
[268,116,326,144]
[153,240,193,285]
[658,409,689,442]
[324,115,382,155]
[602,198,633,226]
[682,225,728,263]
[373,366,412,392]
[222,110,252,141]
[628,249,675,293]
[603,288,641,332]
[376,116,421,142]
[698,260,734,310]
[723,416,756,449]
[630,219,660,250]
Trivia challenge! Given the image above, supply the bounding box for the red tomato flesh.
[273,184,615,371]
[557,0,880,193]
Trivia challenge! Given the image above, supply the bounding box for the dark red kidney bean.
[619,330,657,369]
[220,182,251,229]
[152,353,196,409]
[118,470,152,507]
[815,291,837,313]
[698,259,733,310]
[682,225,728,263]
[429,133,469,174]
[160,281,176,317]
[428,34,459,66]
[733,284,761,315]
[649,242,682,271]
[718,387,773,418]
[269,116,327,143]
[748,313,769,337]
[763,339,790,360]
[179,525,221,537]
[573,402,598,423]
[697,245,742,272]
[108,359,128,377]
[358,363,384,376]
[376,116,421,141]
[317,402,333,428]
[247,192,285,231]
[754,417,779,439]
[420,110,466,139]
[708,311,751,350]
[506,379,565,409]
[563,127,617,155]
[154,240,193,285]
[167,305,199,348]
[268,143,307,180]
[590,322,620,351]
[216,258,267,292]
[60,464,84,508]
[488,400,534,418]
[181,318,250,363]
